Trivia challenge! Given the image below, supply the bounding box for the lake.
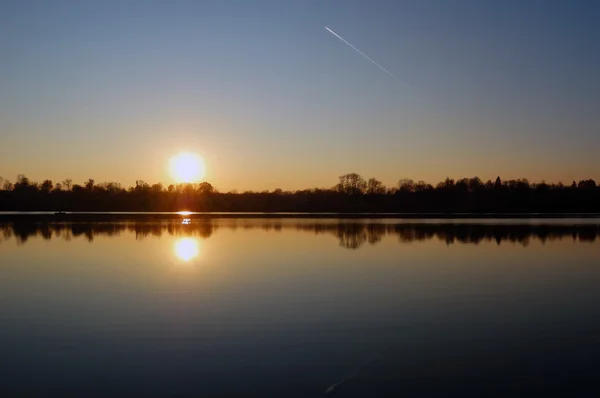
[1,218,600,397]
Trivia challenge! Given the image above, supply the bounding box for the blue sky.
[1,0,599,190]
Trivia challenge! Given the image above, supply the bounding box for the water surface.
[1,219,600,397]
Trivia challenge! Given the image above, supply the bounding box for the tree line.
[0,173,599,213]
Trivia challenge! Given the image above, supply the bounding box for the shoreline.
[1,212,600,221]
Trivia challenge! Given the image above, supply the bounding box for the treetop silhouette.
[0,173,598,213]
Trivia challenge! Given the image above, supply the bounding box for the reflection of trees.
[0,222,217,244]
[390,223,599,248]
[336,224,368,249]
[0,221,598,249]
[284,222,598,249]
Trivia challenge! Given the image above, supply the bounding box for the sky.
[1,0,599,191]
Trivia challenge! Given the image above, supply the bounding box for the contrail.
[325,26,407,86]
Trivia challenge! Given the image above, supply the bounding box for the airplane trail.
[325,26,407,87]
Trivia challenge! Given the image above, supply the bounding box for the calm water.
[1,219,600,397]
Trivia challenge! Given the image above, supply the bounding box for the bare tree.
[366,178,386,194]
[337,173,367,195]
[105,182,121,193]
[397,179,415,193]
[438,177,455,190]
[85,179,95,191]
[135,180,149,191]
[414,180,432,192]
[63,179,73,191]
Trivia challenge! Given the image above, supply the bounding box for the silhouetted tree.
[15,175,30,190]
[63,179,73,191]
[197,182,215,195]
[72,184,85,193]
[366,178,386,195]
[397,179,415,193]
[85,179,95,191]
[468,177,483,192]
[414,180,432,192]
[438,178,455,190]
[2,180,13,191]
[578,179,597,190]
[494,176,502,189]
[536,181,549,193]
[135,180,150,191]
[455,178,469,192]
[104,182,122,193]
[336,173,366,195]
[151,183,163,193]
[40,180,53,193]
[1,174,599,213]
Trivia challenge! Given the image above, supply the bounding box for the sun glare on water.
[169,152,205,183]
[174,238,200,262]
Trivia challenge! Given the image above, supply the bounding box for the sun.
[169,152,205,183]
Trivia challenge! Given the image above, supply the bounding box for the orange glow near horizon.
[169,152,205,183]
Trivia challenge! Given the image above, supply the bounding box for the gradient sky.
[1,0,599,191]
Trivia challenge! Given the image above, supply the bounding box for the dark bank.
[1,174,599,213]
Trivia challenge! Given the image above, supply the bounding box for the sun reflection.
[177,211,192,216]
[174,237,200,262]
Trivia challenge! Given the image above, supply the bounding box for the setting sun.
[169,152,205,183]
